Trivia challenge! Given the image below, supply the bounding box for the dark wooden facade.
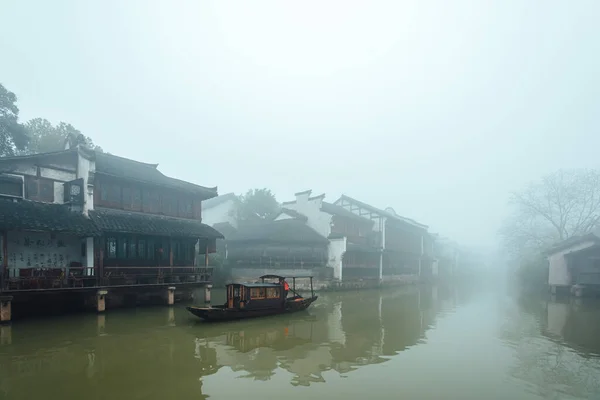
[334,194,433,280]
[93,174,203,220]
[0,149,223,291]
[226,219,329,270]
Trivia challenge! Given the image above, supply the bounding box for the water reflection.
[9,285,600,399]
[501,295,600,399]
[195,287,444,387]
[0,286,452,399]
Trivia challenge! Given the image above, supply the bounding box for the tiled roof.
[201,193,238,210]
[321,201,373,224]
[227,219,328,244]
[336,195,428,229]
[545,233,600,255]
[278,208,308,222]
[94,152,218,197]
[89,207,224,239]
[212,222,238,238]
[0,198,100,236]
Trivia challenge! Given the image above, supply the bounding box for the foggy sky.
[1,0,599,250]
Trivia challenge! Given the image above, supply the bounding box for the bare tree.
[502,169,600,256]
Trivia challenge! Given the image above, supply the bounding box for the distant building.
[333,195,433,281]
[546,232,600,296]
[226,216,330,280]
[431,234,460,277]
[196,189,431,283]
[280,190,376,281]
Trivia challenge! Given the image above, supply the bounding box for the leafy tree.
[21,118,103,154]
[236,188,280,224]
[0,83,29,156]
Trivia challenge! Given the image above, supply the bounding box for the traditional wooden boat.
[186,275,318,322]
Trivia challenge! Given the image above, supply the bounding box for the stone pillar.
[204,284,212,305]
[84,237,94,276]
[167,286,176,305]
[96,290,108,313]
[0,295,13,324]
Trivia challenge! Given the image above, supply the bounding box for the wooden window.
[128,238,137,258]
[161,194,177,216]
[122,187,132,209]
[108,184,121,205]
[0,175,23,197]
[26,177,54,202]
[138,239,146,259]
[132,188,142,211]
[178,197,192,218]
[266,287,280,299]
[106,237,117,258]
[143,190,160,213]
[193,200,202,219]
[147,241,155,260]
[173,241,181,260]
[160,242,169,262]
[119,237,128,258]
[250,287,266,299]
[100,185,108,201]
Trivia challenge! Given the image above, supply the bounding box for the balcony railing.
[2,266,213,291]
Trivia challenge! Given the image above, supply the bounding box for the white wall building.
[201,193,239,230]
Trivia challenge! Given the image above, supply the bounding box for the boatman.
[280,278,290,298]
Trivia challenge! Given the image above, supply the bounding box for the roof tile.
[89,207,224,238]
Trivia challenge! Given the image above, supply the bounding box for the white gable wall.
[328,237,346,280]
[274,213,295,221]
[548,240,597,286]
[202,199,238,228]
[284,193,332,238]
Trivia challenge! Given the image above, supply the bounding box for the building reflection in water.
[502,295,600,399]
[0,286,456,399]
[195,286,449,388]
[543,297,600,357]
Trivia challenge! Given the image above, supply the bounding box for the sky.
[1,0,599,250]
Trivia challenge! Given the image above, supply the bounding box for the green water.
[0,286,599,400]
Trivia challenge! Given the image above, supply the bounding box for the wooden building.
[225,217,330,279]
[334,195,434,282]
[0,141,222,319]
[546,232,600,297]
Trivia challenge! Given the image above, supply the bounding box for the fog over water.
[2,1,599,250]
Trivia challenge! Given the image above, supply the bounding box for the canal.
[0,285,599,400]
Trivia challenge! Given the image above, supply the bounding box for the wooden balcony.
[2,265,213,292]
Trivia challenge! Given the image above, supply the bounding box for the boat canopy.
[226,282,280,288]
[259,274,285,280]
[258,274,314,280]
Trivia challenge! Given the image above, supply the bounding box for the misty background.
[1,0,599,251]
